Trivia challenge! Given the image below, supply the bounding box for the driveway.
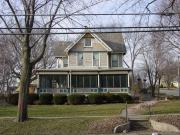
[160,89,180,96]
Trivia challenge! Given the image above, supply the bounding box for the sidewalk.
[121,100,158,120]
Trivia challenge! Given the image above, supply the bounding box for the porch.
[37,69,131,94]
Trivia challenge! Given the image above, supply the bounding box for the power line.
[0,29,179,35]
[0,26,179,30]
[0,12,179,17]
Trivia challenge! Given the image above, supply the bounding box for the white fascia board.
[64,33,86,53]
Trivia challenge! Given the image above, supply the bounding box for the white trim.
[64,33,86,53]
[64,31,113,53]
[107,53,109,68]
[99,52,100,67]
[68,55,70,67]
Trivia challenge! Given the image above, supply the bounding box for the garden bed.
[87,116,126,134]
[151,115,180,129]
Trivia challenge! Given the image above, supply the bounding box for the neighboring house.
[36,31,131,94]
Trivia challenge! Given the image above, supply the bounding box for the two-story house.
[36,31,131,94]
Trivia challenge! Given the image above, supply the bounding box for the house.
[36,31,131,94]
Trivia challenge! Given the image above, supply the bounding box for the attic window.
[84,38,92,47]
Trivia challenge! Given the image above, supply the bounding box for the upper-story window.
[77,52,83,66]
[112,54,118,67]
[93,52,99,66]
[111,54,122,67]
[63,57,68,67]
[84,38,92,47]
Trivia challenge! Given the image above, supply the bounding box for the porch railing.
[39,88,129,94]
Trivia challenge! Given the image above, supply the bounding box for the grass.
[0,118,98,135]
[0,103,125,117]
[0,103,125,135]
[142,100,180,115]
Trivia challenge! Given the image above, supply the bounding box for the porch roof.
[36,68,131,74]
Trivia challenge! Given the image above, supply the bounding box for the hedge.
[7,93,19,105]
[117,94,133,103]
[88,93,105,104]
[54,94,67,105]
[28,94,39,105]
[39,93,53,105]
[67,94,85,105]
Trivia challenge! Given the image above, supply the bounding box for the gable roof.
[53,41,72,57]
[54,32,126,57]
[64,32,112,53]
[96,33,126,54]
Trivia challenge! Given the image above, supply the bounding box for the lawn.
[0,103,125,117]
[0,118,98,135]
[0,103,125,135]
[142,100,180,115]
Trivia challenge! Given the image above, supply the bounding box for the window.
[100,74,128,88]
[100,75,107,88]
[77,75,83,88]
[112,54,118,67]
[114,75,120,87]
[39,75,67,89]
[93,52,99,66]
[77,52,83,66]
[84,38,92,47]
[71,75,98,88]
[91,75,98,88]
[63,57,68,67]
[121,74,128,87]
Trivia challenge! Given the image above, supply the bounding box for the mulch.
[87,116,126,134]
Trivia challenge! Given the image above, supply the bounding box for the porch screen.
[100,74,128,88]
[71,75,98,88]
[40,75,67,88]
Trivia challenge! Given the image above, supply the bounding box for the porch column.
[127,73,130,93]
[37,74,40,94]
[69,71,72,94]
[67,73,70,88]
[98,73,100,93]
[128,73,130,87]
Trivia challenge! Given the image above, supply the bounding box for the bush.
[123,94,133,103]
[167,95,180,100]
[103,93,119,103]
[54,94,67,105]
[28,94,39,105]
[7,93,19,105]
[88,93,105,104]
[39,93,53,105]
[113,94,133,103]
[67,94,85,105]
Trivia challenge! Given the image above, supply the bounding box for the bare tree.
[124,32,145,86]
[141,32,169,97]
[0,0,107,122]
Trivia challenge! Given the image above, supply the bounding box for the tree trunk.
[151,85,155,97]
[17,46,31,122]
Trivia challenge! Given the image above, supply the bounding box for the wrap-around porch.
[37,69,130,94]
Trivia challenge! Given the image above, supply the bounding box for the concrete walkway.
[121,100,158,120]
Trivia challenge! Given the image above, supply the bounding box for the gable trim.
[64,32,112,53]
[64,33,86,53]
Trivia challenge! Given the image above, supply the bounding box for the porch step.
[129,119,152,131]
